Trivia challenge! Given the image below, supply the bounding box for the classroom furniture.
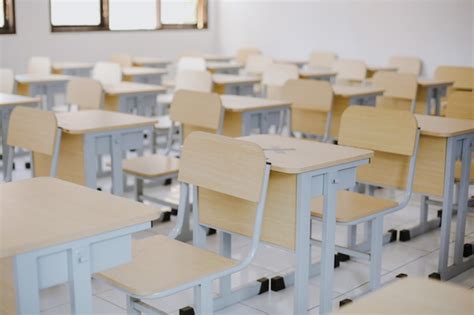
[110,53,133,67]
[203,53,234,63]
[52,62,94,77]
[335,278,473,314]
[366,65,397,78]
[4,106,60,182]
[261,63,299,99]
[0,68,14,93]
[92,62,122,85]
[213,74,261,95]
[416,78,453,115]
[27,56,52,75]
[132,57,173,69]
[33,110,156,195]
[282,79,334,141]
[235,47,262,64]
[299,68,337,81]
[333,59,367,85]
[398,115,473,280]
[122,66,168,85]
[372,71,418,112]
[97,132,271,315]
[434,66,474,91]
[275,59,307,68]
[307,51,337,70]
[65,77,103,111]
[445,90,474,120]
[15,74,70,110]
[177,56,207,71]
[312,106,420,291]
[206,61,243,74]
[243,54,273,77]
[389,56,422,75]
[0,177,159,315]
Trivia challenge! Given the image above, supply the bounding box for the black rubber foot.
[437,209,443,218]
[337,252,350,262]
[339,298,352,307]
[130,149,136,152]
[97,187,102,191]
[257,277,269,294]
[270,276,286,292]
[179,306,195,315]
[207,228,216,236]
[399,229,411,242]
[396,273,408,279]
[428,272,441,280]
[25,162,31,169]
[160,211,171,222]
[468,198,474,208]
[171,208,178,216]
[12,162,15,170]
[334,254,340,268]
[333,140,338,145]
[143,134,148,139]
[463,244,473,257]
[388,229,398,242]
[164,178,172,186]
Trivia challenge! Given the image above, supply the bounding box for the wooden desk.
[299,69,337,81]
[416,79,454,115]
[122,67,168,85]
[276,59,307,68]
[212,74,260,96]
[34,110,157,195]
[52,62,94,77]
[15,74,70,110]
[0,177,159,315]
[103,82,166,115]
[220,95,291,136]
[366,65,398,78]
[206,62,243,75]
[0,93,40,180]
[214,135,370,315]
[203,54,233,62]
[335,278,473,314]
[132,57,172,69]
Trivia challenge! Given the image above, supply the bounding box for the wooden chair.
[282,79,334,141]
[177,57,207,72]
[92,62,122,85]
[65,77,103,110]
[123,90,224,210]
[372,71,419,112]
[5,107,62,182]
[262,63,299,99]
[333,59,367,85]
[311,106,420,290]
[27,56,51,75]
[0,68,14,93]
[236,47,261,64]
[97,132,271,315]
[110,53,133,68]
[435,66,474,91]
[389,56,422,75]
[243,54,273,77]
[308,51,337,69]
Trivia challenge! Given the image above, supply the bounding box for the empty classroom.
[1,0,473,314]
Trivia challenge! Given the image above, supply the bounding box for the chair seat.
[157,93,173,105]
[311,190,398,223]
[96,235,236,297]
[123,155,179,179]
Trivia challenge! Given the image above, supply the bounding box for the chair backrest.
[0,68,14,93]
[236,48,262,64]
[28,57,51,75]
[334,59,367,83]
[445,90,474,120]
[66,78,103,110]
[389,56,422,75]
[169,90,223,139]
[110,53,133,68]
[339,106,419,189]
[175,70,213,92]
[178,132,268,237]
[92,62,122,85]
[373,71,418,112]
[177,57,206,72]
[244,55,273,76]
[283,79,333,137]
[434,66,474,91]
[262,63,299,99]
[308,51,337,69]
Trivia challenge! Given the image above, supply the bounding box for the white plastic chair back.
[110,53,133,68]
[28,57,52,75]
[262,63,299,87]
[0,68,14,93]
[177,57,206,72]
[92,62,122,85]
[175,70,213,92]
[245,55,273,76]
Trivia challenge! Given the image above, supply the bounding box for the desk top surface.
[212,74,261,85]
[299,69,338,78]
[122,67,168,76]
[367,65,398,72]
[416,114,474,137]
[103,81,166,96]
[0,93,41,107]
[132,57,173,66]
[0,177,159,258]
[203,54,233,62]
[418,78,454,87]
[221,95,291,112]
[52,62,94,70]
[335,278,473,314]
[333,85,385,97]
[207,62,243,71]
[15,74,71,84]
[240,135,373,174]
[57,109,157,134]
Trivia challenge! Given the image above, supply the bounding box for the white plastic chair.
[110,53,133,68]
[0,68,15,93]
[177,57,206,72]
[262,63,299,99]
[28,57,52,75]
[244,55,273,76]
[308,51,337,69]
[236,47,262,64]
[92,62,122,85]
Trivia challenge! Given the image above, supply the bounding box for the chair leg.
[126,296,141,315]
[369,216,384,291]
[198,281,213,315]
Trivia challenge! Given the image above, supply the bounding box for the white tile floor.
[3,155,474,315]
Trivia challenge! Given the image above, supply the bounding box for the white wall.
[215,0,473,77]
[0,0,218,73]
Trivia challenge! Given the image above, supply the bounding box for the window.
[0,0,16,34]
[50,0,207,32]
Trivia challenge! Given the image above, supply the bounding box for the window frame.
[50,0,207,33]
[0,0,16,35]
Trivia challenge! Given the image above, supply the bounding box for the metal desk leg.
[110,134,124,196]
[433,88,441,116]
[425,88,434,115]
[1,107,11,180]
[219,232,232,297]
[14,252,41,314]
[83,135,98,190]
[45,86,55,111]
[69,247,93,314]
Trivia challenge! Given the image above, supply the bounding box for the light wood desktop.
[366,65,398,78]
[132,57,172,68]
[299,69,337,81]
[15,74,71,110]
[212,74,261,95]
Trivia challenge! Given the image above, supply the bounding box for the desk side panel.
[222,111,243,137]
[0,257,16,315]
[104,95,120,112]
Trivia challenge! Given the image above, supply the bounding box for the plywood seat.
[97,235,236,297]
[311,190,398,223]
[123,155,179,179]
